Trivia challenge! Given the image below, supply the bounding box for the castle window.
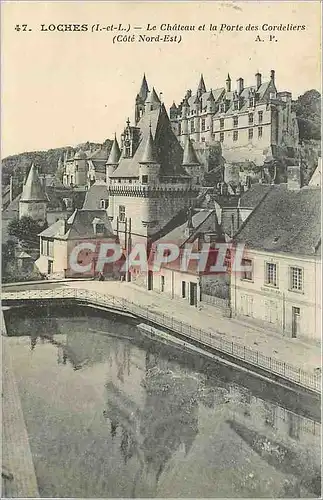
[142,175,148,184]
[258,126,263,138]
[233,116,238,128]
[220,132,224,142]
[265,262,277,287]
[220,103,225,113]
[95,223,105,234]
[119,205,126,222]
[201,137,205,142]
[233,101,239,111]
[249,98,255,108]
[196,177,200,185]
[290,267,303,292]
[248,113,254,125]
[233,130,238,141]
[248,128,253,140]
[100,199,108,209]
[220,118,224,129]
[258,111,263,123]
[201,118,206,131]
[190,120,195,133]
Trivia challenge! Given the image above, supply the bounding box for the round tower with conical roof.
[19,164,48,223]
[139,125,160,185]
[182,138,201,185]
[106,134,121,184]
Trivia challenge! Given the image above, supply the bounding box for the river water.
[4,307,321,498]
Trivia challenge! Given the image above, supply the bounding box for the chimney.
[270,70,275,83]
[237,78,244,94]
[226,74,231,93]
[287,164,302,191]
[255,72,262,90]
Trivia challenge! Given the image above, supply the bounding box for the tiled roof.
[110,105,189,178]
[234,185,321,256]
[156,209,224,247]
[82,182,109,210]
[39,209,115,241]
[239,183,273,208]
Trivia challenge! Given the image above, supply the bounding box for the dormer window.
[233,101,239,111]
[249,98,255,108]
[100,199,108,209]
[220,103,225,113]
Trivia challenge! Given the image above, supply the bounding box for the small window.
[182,281,186,298]
[248,113,254,125]
[142,175,148,184]
[233,130,238,142]
[119,205,126,222]
[233,116,238,128]
[220,132,224,142]
[233,101,238,111]
[100,199,108,209]
[248,128,253,140]
[258,111,263,123]
[201,118,206,131]
[220,103,225,113]
[220,118,224,129]
[258,126,263,138]
[290,267,303,291]
[178,123,181,135]
[265,262,277,286]
[190,120,195,133]
[249,98,255,108]
[95,223,105,234]
[196,177,200,185]
[201,137,205,142]
[241,259,253,281]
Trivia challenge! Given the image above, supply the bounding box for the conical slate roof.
[207,90,215,102]
[138,74,149,101]
[106,135,121,165]
[182,138,200,166]
[140,127,158,164]
[20,164,48,202]
[145,87,161,105]
[197,74,206,94]
[226,73,231,81]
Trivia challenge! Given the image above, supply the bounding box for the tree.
[7,216,47,247]
[293,89,321,141]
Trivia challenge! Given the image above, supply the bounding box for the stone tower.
[19,164,48,223]
[135,74,149,125]
[106,134,121,184]
[182,137,201,185]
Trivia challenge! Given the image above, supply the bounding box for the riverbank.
[2,340,40,498]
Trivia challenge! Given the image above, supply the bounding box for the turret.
[19,163,48,223]
[139,124,160,184]
[169,102,178,119]
[145,87,161,112]
[206,90,215,113]
[106,134,121,184]
[197,74,206,96]
[182,138,201,185]
[73,150,87,186]
[135,74,149,124]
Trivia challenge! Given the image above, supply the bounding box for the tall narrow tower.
[19,164,48,223]
[106,134,121,184]
[135,74,149,125]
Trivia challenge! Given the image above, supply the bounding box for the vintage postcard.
[1,1,322,498]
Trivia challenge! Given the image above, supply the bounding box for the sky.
[1,1,321,157]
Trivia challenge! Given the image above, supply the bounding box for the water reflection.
[4,310,321,498]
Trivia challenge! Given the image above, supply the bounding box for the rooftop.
[234,184,321,256]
